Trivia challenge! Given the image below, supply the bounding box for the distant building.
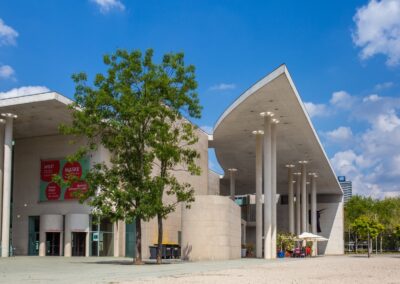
[338,176,352,203]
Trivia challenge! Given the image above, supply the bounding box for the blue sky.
[1,0,400,198]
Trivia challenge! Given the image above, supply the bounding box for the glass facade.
[89,217,114,256]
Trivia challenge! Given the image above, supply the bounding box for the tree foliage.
[59,48,201,264]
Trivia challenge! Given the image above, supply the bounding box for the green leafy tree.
[352,215,384,258]
[59,49,197,264]
[148,53,202,264]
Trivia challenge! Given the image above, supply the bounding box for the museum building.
[0,65,343,259]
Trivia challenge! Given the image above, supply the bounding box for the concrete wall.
[10,123,213,258]
[181,195,241,261]
[140,128,209,259]
[207,170,220,195]
[12,135,95,255]
[318,195,344,255]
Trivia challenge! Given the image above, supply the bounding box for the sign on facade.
[39,158,89,201]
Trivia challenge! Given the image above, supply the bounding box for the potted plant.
[241,244,247,258]
[277,232,296,258]
[246,243,255,257]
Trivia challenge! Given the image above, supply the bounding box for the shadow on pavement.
[82,260,175,265]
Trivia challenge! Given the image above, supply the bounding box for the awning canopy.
[210,65,342,195]
[0,92,73,139]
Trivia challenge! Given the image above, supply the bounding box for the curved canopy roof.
[211,65,342,195]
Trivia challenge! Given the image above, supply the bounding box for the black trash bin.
[149,246,157,259]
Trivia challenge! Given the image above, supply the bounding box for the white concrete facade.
[0,64,344,261]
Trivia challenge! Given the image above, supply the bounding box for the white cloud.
[374,81,394,90]
[304,102,329,118]
[363,94,382,102]
[90,0,125,13]
[0,18,18,46]
[352,0,400,66]
[0,65,15,80]
[209,83,236,91]
[0,86,50,99]
[330,94,400,198]
[325,126,353,142]
[330,90,355,109]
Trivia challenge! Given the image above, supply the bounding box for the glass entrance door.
[28,216,40,256]
[72,232,86,256]
[46,232,60,256]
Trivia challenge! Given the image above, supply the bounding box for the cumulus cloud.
[304,102,329,118]
[352,0,400,66]
[0,18,18,46]
[90,0,125,13]
[0,65,15,80]
[325,126,353,143]
[209,83,236,91]
[330,94,400,198]
[0,86,50,99]
[330,90,355,109]
[363,94,382,102]
[374,81,394,90]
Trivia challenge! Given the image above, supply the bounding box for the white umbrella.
[297,232,328,241]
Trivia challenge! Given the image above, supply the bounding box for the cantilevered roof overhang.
[0,92,73,139]
[211,65,342,195]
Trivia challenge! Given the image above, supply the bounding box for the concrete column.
[228,168,237,200]
[311,174,317,234]
[85,232,90,257]
[300,161,308,233]
[294,173,301,235]
[271,119,278,259]
[39,230,46,256]
[286,165,295,234]
[1,114,16,257]
[0,121,4,239]
[253,130,263,258]
[262,112,273,259]
[64,228,72,257]
[114,222,119,257]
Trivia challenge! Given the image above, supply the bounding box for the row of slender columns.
[251,110,319,259]
[1,114,17,257]
[286,165,318,236]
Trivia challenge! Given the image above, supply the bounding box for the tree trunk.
[135,218,143,264]
[380,234,383,253]
[156,213,163,264]
[367,232,370,258]
[355,232,358,254]
[375,236,378,255]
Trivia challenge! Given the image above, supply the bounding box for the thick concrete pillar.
[228,168,237,200]
[1,114,16,257]
[311,174,317,234]
[300,161,307,233]
[262,112,273,259]
[64,230,72,257]
[294,173,301,235]
[286,165,295,234]
[271,119,278,259]
[253,130,263,258]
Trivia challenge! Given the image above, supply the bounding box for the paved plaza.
[0,255,400,283]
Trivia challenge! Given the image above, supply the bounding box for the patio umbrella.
[297,232,328,241]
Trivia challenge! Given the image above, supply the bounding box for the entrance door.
[28,216,40,255]
[46,232,60,256]
[72,232,86,256]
